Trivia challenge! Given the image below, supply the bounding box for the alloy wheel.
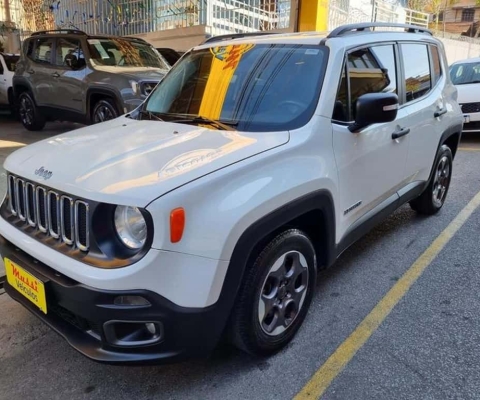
[432,155,450,207]
[258,251,309,336]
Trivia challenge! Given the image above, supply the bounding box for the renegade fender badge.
[35,166,53,180]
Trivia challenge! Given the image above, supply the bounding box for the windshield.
[87,38,169,69]
[450,62,480,85]
[144,44,328,132]
[3,54,19,71]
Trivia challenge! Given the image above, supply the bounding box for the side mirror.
[348,92,399,132]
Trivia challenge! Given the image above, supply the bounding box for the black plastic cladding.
[0,174,154,269]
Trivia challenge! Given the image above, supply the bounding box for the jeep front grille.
[7,174,90,251]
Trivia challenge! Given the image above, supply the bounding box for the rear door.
[332,43,410,240]
[51,37,87,114]
[0,56,7,105]
[27,37,56,107]
[400,42,446,183]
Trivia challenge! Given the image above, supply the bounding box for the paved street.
[1,112,480,399]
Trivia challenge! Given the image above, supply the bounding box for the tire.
[229,229,317,356]
[18,92,45,131]
[410,144,453,215]
[92,98,119,124]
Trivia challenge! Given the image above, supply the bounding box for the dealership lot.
[1,113,480,399]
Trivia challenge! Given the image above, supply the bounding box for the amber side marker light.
[170,208,185,243]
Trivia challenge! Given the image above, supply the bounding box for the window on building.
[437,11,444,22]
[462,8,474,22]
[333,44,397,122]
[401,43,431,103]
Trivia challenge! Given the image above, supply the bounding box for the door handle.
[434,108,447,118]
[392,128,410,140]
[51,72,60,78]
[28,69,35,74]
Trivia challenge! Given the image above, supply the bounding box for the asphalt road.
[1,113,480,400]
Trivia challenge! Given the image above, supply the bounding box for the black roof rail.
[31,29,87,36]
[327,22,432,38]
[202,31,279,44]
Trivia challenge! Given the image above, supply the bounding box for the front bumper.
[0,235,228,365]
[463,112,480,132]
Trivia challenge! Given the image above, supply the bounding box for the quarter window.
[430,45,442,86]
[0,62,3,75]
[333,44,397,122]
[401,43,431,103]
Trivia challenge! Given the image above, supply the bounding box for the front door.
[51,37,87,115]
[332,43,410,241]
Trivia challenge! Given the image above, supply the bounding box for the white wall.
[439,37,480,65]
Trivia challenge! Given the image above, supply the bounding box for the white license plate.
[464,115,470,123]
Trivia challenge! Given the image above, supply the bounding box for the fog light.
[146,322,156,335]
[113,296,150,307]
[104,320,163,347]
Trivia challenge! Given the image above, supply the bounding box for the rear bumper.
[0,235,228,365]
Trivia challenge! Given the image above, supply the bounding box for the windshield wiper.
[169,115,238,131]
[138,110,164,122]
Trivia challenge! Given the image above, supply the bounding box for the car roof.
[194,23,436,51]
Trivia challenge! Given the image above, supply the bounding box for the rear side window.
[430,45,442,86]
[401,43,431,103]
[31,38,54,65]
[333,44,397,122]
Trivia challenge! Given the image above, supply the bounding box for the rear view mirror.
[348,92,398,132]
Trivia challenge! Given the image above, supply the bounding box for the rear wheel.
[18,92,45,131]
[229,229,317,356]
[410,144,453,215]
[92,98,119,124]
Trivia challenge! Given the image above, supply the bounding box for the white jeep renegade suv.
[0,23,463,364]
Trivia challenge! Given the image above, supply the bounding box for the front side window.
[449,61,480,85]
[333,44,397,122]
[144,44,329,132]
[87,38,169,70]
[55,38,85,68]
[401,43,431,103]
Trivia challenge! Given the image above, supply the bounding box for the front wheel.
[229,229,317,356]
[92,99,119,124]
[410,144,453,215]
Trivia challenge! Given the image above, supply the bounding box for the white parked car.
[0,23,463,364]
[0,52,19,112]
[450,57,480,132]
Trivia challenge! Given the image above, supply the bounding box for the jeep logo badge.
[35,166,53,180]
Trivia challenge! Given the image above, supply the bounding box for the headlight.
[130,80,139,95]
[114,206,147,250]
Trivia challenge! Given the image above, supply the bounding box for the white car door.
[0,55,8,105]
[332,43,409,242]
[401,43,449,183]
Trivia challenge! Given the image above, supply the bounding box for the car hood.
[93,66,169,81]
[456,83,480,104]
[4,117,289,207]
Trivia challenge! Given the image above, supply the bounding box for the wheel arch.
[86,87,124,122]
[212,189,336,337]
